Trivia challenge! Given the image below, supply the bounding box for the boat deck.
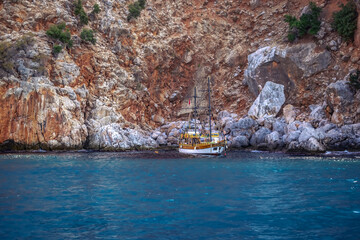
[179,140,226,150]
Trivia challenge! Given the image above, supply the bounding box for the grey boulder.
[298,127,318,143]
[266,131,282,150]
[235,117,258,129]
[231,136,249,148]
[250,127,271,147]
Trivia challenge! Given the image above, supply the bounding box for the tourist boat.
[179,77,227,155]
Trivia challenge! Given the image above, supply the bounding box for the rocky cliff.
[0,0,360,151]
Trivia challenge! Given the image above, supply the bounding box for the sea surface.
[0,151,360,239]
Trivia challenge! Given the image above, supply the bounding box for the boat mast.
[208,76,212,142]
[194,87,197,136]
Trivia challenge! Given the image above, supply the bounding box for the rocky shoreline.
[224,115,360,153]
[1,114,359,153]
[148,114,360,153]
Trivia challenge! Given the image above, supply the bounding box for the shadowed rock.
[231,136,249,148]
[272,119,287,135]
[325,80,355,125]
[250,127,271,147]
[244,43,331,100]
[266,131,282,150]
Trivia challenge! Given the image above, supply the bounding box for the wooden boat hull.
[179,141,226,155]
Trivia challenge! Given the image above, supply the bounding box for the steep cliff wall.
[0,0,359,150]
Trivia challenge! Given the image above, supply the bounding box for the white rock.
[248,81,285,119]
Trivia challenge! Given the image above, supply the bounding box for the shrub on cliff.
[80,29,96,44]
[92,3,100,15]
[46,23,73,49]
[14,34,35,50]
[79,10,89,25]
[0,34,34,73]
[0,41,15,73]
[74,0,88,25]
[127,0,146,21]
[348,70,360,90]
[332,1,358,41]
[139,0,146,9]
[53,45,62,55]
[284,2,322,42]
[128,3,141,21]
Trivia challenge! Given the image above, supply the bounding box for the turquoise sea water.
[0,151,360,239]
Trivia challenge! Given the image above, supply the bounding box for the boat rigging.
[178,76,226,155]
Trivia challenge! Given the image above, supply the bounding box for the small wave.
[322,151,360,157]
[31,149,47,153]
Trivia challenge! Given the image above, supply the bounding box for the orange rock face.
[0,84,87,149]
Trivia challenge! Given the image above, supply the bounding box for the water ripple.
[0,151,360,239]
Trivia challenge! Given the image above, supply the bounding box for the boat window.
[213,147,217,150]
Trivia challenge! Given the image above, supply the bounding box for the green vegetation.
[0,34,49,77]
[348,70,360,90]
[53,45,62,54]
[79,10,89,25]
[287,32,296,42]
[0,41,15,72]
[46,23,73,49]
[332,1,358,41]
[2,61,14,72]
[14,34,35,50]
[139,0,146,9]
[284,2,322,42]
[127,0,146,21]
[92,3,100,14]
[80,29,96,44]
[0,34,34,73]
[74,0,82,15]
[74,0,88,25]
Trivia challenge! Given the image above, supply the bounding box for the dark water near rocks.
[0,151,360,239]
